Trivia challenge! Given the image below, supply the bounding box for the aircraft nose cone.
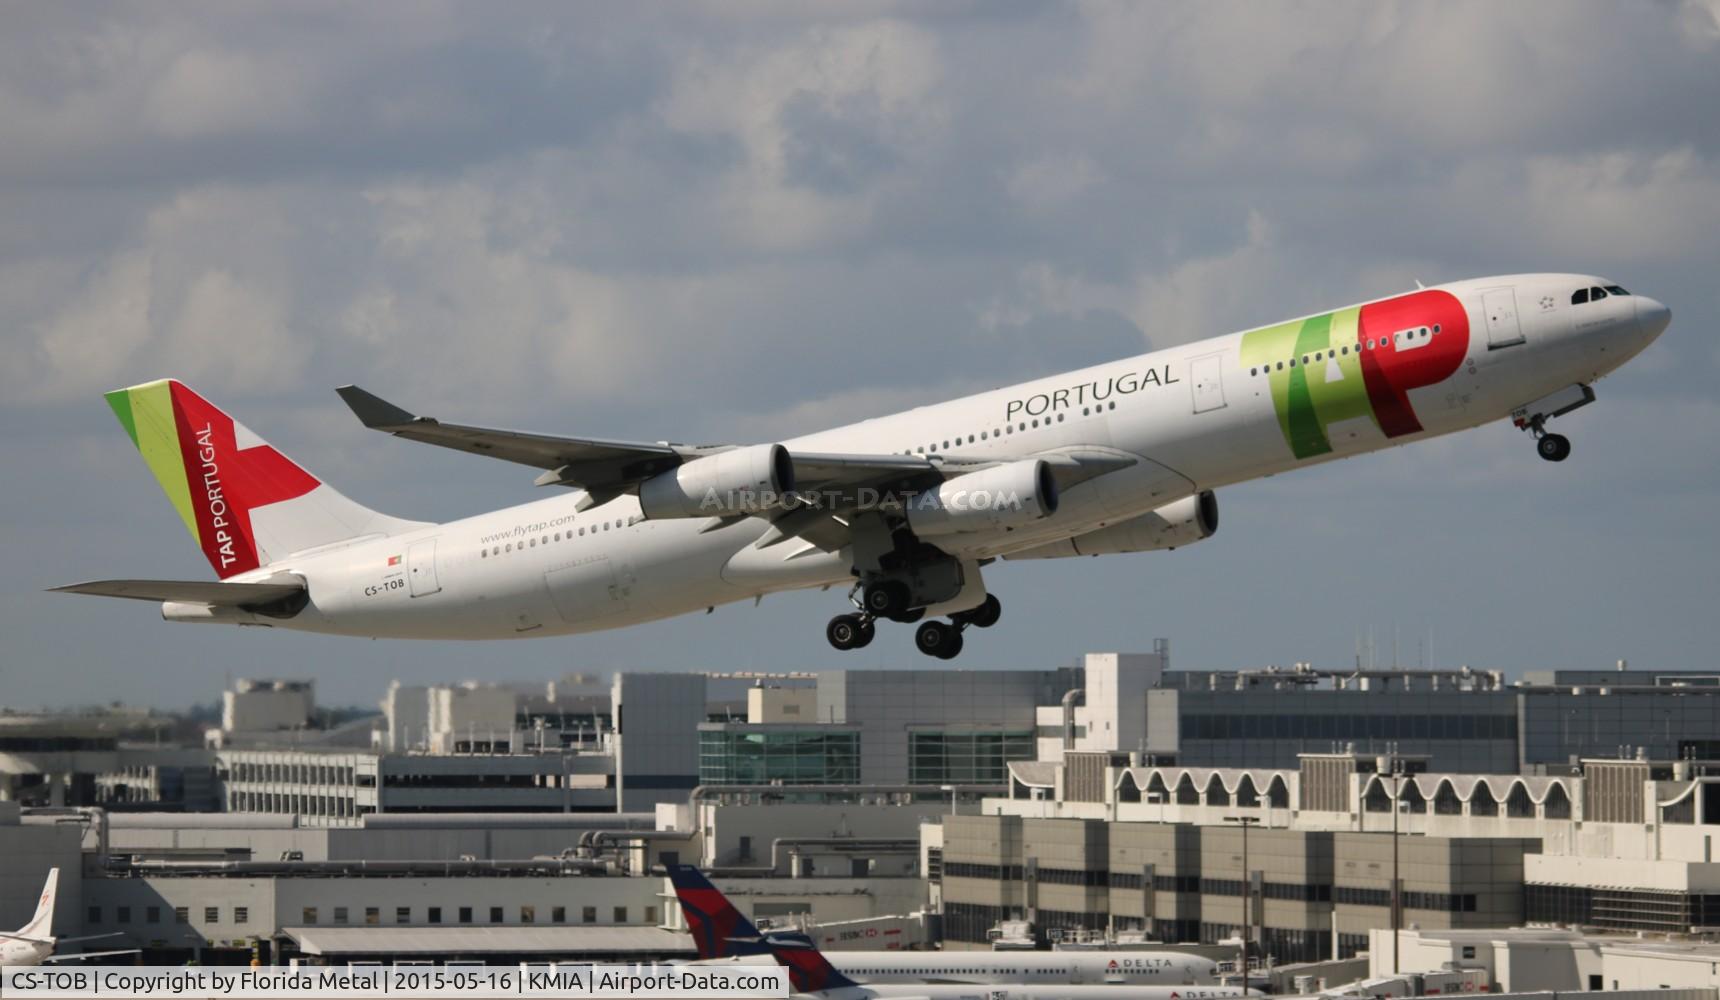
[1636,296,1671,339]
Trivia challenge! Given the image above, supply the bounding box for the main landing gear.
[825,592,1003,659]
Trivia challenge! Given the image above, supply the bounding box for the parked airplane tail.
[666,865,851,991]
[666,864,777,961]
[103,380,424,578]
[18,868,58,941]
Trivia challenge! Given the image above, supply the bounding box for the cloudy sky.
[4,1,1718,709]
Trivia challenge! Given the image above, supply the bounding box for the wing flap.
[50,579,306,606]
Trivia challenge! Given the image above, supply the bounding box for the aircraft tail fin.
[665,865,851,991]
[666,864,775,961]
[102,380,426,578]
[18,868,58,940]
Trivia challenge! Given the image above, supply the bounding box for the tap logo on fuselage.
[1240,289,1470,459]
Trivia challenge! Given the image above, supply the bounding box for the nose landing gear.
[1535,430,1571,463]
[1512,383,1592,463]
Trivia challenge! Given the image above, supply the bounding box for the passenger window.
[1571,288,1589,305]
[1250,367,1257,376]
[1288,358,1296,367]
[1591,286,1607,300]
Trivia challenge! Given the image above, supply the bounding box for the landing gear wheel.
[827,614,866,651]
[892,607,926,624]
[852,619,875,648]
[862,581,911,619]
[914,620,964,659]
[966,594,1002,629]
[1537,433,1571,462]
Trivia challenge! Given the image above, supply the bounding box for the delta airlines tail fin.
[17,868,58,941]
[101,380,425,578]
[666,865,850,992]
[666,864,777,961]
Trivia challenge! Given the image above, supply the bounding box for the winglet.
[336,385,421,430]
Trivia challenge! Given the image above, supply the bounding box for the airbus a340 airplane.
[56,274,1668,658]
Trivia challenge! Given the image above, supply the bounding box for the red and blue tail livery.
[666,864,849,992]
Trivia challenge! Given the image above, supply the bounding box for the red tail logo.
[168,382,318,577]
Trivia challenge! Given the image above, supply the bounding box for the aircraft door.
[1189,353,1227,413]
[407,539,441,597]
[546,556,631,624]
[1482,287,1525,349]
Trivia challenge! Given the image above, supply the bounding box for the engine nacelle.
[905,459,1059,537]
[1004,490,1217,559]
[638,444,794,519]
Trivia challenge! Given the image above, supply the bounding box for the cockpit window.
[1604,285,1629,296]
[1590,286,1608,300]
[1571,288,1589,305]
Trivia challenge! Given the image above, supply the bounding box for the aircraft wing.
[44,949,141,963]
[337,385,702,495]
[49,579,305,607]
[338,386,965,503]
[336,386,1141,550]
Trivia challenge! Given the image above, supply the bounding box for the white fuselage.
[701,950,1219,986]
[0,938,54,968]
[215,273,1665,639]
[800,986,1251,1000]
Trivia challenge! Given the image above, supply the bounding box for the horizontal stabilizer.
[50,579,305,607]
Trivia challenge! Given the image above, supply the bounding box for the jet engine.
[905,459,1058,537]
[638,444,794,518]
[1004,490,1217,559]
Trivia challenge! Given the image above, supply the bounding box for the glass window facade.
[909,730,1034,785]
[698,728,860,785]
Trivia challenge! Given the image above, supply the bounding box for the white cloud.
[144,47,316,138]
[1522,147,1720,262]
[657,18,944,249]
[28,251,155,398]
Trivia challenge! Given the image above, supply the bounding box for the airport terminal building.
[8,650,1720,981]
